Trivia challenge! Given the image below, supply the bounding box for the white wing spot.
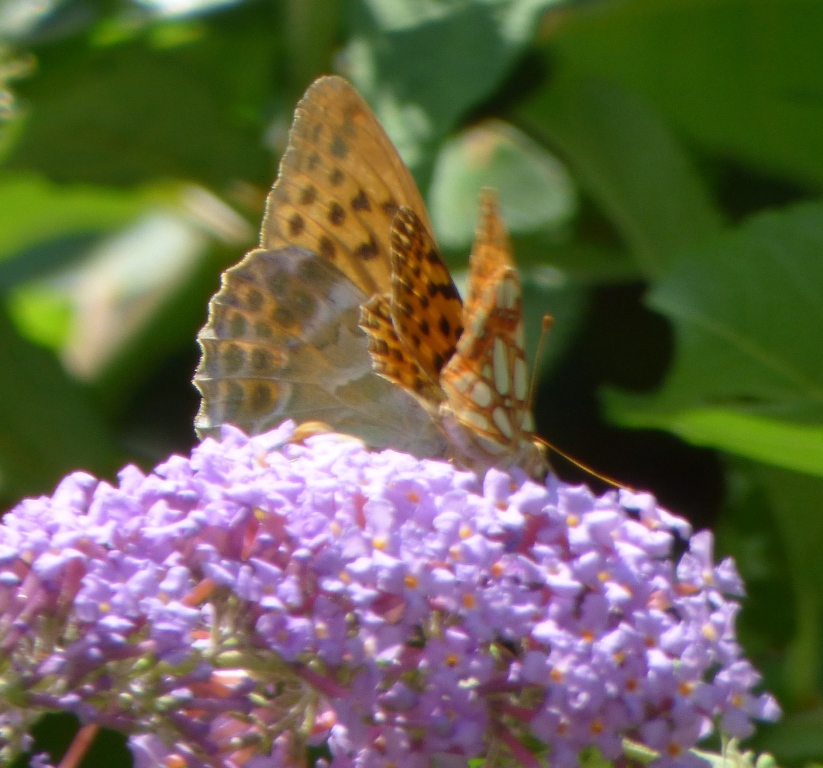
[476,433,508,455]
[493,339,509,396]
[498,273,518,310]
[471,380,493,408]
[492,406,513,439]
[514,356,528,402]
[462,408,491,433]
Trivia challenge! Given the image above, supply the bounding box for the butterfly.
[194,75,547,479]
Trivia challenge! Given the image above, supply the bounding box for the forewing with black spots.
[388,207,464,385]
[261,76,431,297]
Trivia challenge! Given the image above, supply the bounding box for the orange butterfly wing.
[261,76,432,296]
[439,191,546,475]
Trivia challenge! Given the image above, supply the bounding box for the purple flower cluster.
[0,423,779,768]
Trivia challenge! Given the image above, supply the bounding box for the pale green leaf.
[608,406,823,477]
[429,121,577,249]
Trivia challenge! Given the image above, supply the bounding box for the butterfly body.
[194,75,547,479]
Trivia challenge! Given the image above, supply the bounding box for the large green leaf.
[607,201,823,470]
[551,0,823,189]
[6,3,282,187]
[518,74,723,277]
[615,407,823,478]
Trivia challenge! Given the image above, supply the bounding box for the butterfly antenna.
[527,315,630,490]
[535,435,632,490]
[527,314,554,414]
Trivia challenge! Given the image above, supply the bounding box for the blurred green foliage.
[2,0,823,764]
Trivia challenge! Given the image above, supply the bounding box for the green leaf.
[347,0,565,173]
[612,407,823,478]
[6,281,72,350]
[552,0,823,188]
[6,3,281,187]
[606,201,823,468]
[518,75,723,277]
[0,172,160,268]
[0,308,119,503]
[51,208,217,388]
[0,233,102,293]
[428,121,577,249]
